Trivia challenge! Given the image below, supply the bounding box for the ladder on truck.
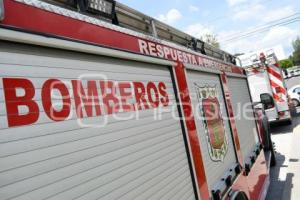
[42,0,238,65]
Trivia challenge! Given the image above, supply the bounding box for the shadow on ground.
[266,106,300,200]
[266,152,293,200]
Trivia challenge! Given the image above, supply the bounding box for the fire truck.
[0,0,273,199]
[241,51,292,124]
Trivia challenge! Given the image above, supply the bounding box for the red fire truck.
[0,0,274,199]
[242,51,292,124]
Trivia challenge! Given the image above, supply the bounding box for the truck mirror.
[260,93,275,109]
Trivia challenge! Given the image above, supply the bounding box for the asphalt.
[285,75,300,89]
[266,75,300,200]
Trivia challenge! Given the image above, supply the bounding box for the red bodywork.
[231,151,269,200]
[0,0,270,199]
[254,108,267,146]
[220,73,244,166]
[174,63,210,200]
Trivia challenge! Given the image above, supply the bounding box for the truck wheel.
[286,119,292,125]
[270,141,277,167]
[262,120,271,150]
[262,120,277,166]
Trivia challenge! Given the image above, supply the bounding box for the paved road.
[285,76,300,89]
[266,76,300,200]
[266,108,300,200]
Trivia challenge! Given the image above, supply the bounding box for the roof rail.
[44,0,239,66]
[115,1,237,65]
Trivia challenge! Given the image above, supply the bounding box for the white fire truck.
[242,51,292,124]
[0,0,273,199]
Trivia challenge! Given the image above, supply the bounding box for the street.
[285,76,300,90]
[266,76,300,200]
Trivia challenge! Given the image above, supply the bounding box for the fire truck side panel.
[0,41,197,200]
[186,70,237,191]
[227,76,259,165]
[247,72,278,121]
[0,0,274,197]
[247,151,269,200]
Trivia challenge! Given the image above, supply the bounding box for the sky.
[118,0,300,60]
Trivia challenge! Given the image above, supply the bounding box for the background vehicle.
[288,85,300,107]
[242,51,292,124]
[295,69,300,77]
[287,66,300,78]
[0,0,273,199]
[283,69,292,79]
[290,70,295,77]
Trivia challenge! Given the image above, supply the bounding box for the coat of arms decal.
[195,84,228,161]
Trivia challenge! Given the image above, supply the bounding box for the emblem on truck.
[196,84,228,161]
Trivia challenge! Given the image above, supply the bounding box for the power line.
[220,17,300,44]
[218,12,300,41]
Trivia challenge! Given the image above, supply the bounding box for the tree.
[201,34,220,48]
[293,36,300,51]
[292,36,300,65]
[279,59,293,69]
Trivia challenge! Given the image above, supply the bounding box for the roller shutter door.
[227,76,259,165]
[186,70,237,192]
[0,42,196,200]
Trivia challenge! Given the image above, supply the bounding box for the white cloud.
[189,5,199,12]
[227,0,249,7]
[232,4,296,22]
[157,9,182,24]
[232,3,264,20]
[220,26,298,58]
[262,6,296,22]
[184,23,214,39]
[262,26,296,46]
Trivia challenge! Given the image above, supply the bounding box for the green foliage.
[279,59,293,69]
[292,36,300,65]
[292,51,300,65]
[292,36,300,51]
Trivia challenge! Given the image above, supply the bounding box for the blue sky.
[118,0,300,59]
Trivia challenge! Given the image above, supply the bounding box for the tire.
[286,119,292,125]
[262,119,277,166]
[292,99,300,107]
[270,141,277,167]
[266,120,277,166]
[262,119,271,150]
